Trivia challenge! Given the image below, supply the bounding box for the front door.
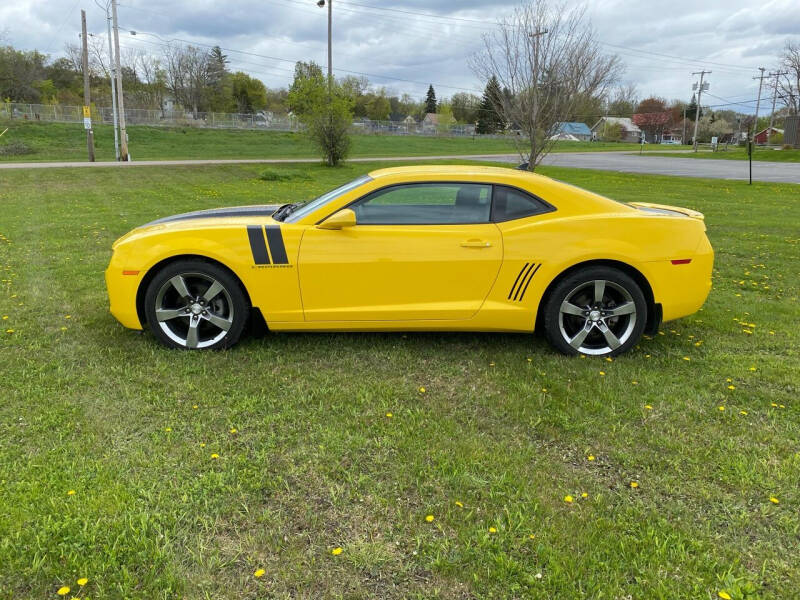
[298,182,503,321]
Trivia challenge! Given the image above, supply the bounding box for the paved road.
[2,152,798,183]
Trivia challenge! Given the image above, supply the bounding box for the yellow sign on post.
[83,105,91,118]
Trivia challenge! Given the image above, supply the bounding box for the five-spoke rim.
[558,279,637,355]
[154,272,234,349]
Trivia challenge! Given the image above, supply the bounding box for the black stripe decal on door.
[508,263,530,299]
[247,226,270,265]
[517,263,540,301]
[512,263,536,301]
[264,225,289,264]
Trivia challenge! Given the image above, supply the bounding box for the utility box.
[785,116,800,148]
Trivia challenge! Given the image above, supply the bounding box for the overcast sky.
[3,0,798,114]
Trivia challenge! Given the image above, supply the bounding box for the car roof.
[367,164,549,183]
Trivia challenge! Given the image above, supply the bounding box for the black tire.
[542,266,647,357]
[143,259,250,350]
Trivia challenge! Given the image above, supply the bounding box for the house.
[422,113,439,133]
[590,117,641,143]
[553,121,592,141]
[754,127,783,145]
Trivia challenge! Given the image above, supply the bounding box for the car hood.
[143,204,281,226]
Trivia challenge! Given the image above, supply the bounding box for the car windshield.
[283,175,372,223]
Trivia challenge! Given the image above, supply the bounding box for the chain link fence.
[0,102,490,137]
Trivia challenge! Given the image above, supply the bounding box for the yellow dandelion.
[489,362,495,367]
[541,388,548,393]
[564,495,573,503]
[599,371,605,376]
[587,455,595,461]
[254,568,265,578]
[694,341,703,346]
[64,315,71,319]
[718,406,725,411]
[749,366,756,371]
[644,405,653,410]
[488,526,497,533]
[605,357,613,362]
[683,356,690,361]
[580,354,586,359]
[771,402,778,407]
[727,385,735,390]
[455,501,464,508]
[645,354,651,358]
[630,481,639,488]
[769,497,779,504]
[77,578,88,586]
[229,428,237,434]
[192,404,198,409]
[57,587,70,596]
[769,330,775,335]
[1,315,7,320]
[385,412,393,418]
[425,514,434,522]
[200,442,206,447]
[210,453,219,459]
[5,329,13,334]
[418,386,426,394]
[529,534,536,539]
[718,592,731,600]
[67,490,76,496]
[631,380,638,385]
[581,492,588,498]
[164,427,172,432]
[331,547,343,555]
[526,357,532,362]
[740,410,748,415]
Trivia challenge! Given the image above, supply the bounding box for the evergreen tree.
[424,84,437,114]
[476,76,505,134]
[687,94,703,121]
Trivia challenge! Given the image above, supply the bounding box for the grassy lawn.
[647,147,800,163]
[1,162,798,599]
[1,119,658,163]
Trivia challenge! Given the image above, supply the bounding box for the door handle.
[460,239,491,248]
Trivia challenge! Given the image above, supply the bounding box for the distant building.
[553,121,592,141]
[754,127,783,145]
[591,117,641,143]
[422,113,439,133]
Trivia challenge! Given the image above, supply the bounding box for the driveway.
[2,152,798,184]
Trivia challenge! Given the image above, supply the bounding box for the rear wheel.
[543,266,647,357]
[143,260,249,350]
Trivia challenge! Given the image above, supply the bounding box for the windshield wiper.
[272,203,299,222]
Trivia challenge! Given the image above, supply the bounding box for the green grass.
[0,119,661,163]
[1,162,798,599]
[647,147,800,162]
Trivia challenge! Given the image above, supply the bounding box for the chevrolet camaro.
[105,165,713,356]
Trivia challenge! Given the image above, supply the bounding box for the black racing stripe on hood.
[144,205,281,226]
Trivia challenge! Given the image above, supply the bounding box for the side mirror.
[318,208,356,230]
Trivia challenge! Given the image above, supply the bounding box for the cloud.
[2,0,798,110]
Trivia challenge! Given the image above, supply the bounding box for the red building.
[754,127,783,145]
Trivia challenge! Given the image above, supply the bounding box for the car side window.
[352,183,492,225]
[492,185,552,221]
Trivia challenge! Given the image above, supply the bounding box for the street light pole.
[317,0,332,92]
[111,0,129,161]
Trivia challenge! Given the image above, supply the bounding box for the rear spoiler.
[629,202,705,221]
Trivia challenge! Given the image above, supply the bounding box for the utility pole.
[767,71,789,145]
[691,70,710,151]
[751,67,767,144]
[111,0,129,161]
[316,0,332,93]
[97,0,120,160]
[81,11,95,162]
[682,106,687,144]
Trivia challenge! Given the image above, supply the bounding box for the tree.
[687,93,703,121]
[632,97,672,141]
[288,60,325,114]
[163,44,213,117]
[288,62,353,166]
[476,75,506,134]
[231,72,267,113]
[451,92,480,123]
[365,89,390,120]
[470,1,622,170]
[437,102,456,133]
[777,41,800,115]
[601,121,623,142]
[424,84,437,114]
[606,83,638,118]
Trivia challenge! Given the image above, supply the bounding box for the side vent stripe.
[264,225,289,264]
[508,263,530,300]
[247,225,270,265]
[517,263,540,301]
[513,263,536,301]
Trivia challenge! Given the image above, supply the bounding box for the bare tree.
[470,1,622,170]
[777,41,800,116]
[163,44,211,118]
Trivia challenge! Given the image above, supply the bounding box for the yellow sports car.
[106,165,713,356]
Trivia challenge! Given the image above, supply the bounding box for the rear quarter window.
[492,185,554,221]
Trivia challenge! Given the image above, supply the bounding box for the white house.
[591,117,641,143]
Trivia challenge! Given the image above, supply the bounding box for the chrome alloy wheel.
[154,272,234,349]
[557,279,637,355]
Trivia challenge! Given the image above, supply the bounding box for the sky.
[2,0,799,115]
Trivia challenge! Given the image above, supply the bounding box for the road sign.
[83,117,92,130]
[83,105,91,118]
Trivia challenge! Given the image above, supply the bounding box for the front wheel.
[543,266,647,357]
[143,260,250,350]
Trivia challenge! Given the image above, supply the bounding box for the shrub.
[0,141,35,156]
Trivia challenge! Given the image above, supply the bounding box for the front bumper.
[105,248,145,330]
